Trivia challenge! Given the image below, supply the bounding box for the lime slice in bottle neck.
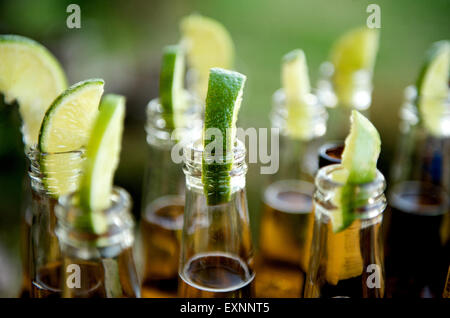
[0,34,67,147]
[78,94,126,234]
[38,79,104,197]
[416,40,450,137]
[331,110,381,232]
[202,68,246,206]
[282,49,317,140]
[159,45,186,131]
[180,14,234,100]
[329,27,379,107]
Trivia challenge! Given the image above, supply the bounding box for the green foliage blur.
[0,0,448,296]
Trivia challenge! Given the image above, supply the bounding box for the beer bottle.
[178,138,254,298]
[56,188,140,298]
[304,164,387,298]
[385,86,450,298]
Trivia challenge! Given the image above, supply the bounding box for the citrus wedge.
[180,14,234,100]
[416,40,450,137]
[0,34,67,146]
[202,68,246,205]
[78,94,126,233]
[331,110,381,232]
[282,49,314,139]
[38,79,104,197]
[330,27,379,107]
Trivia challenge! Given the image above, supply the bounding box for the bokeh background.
[0,0,449,297]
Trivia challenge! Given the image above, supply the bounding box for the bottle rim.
[316,61,373,110]
[27,147,85,196]
[271,89,328,139]
[56,186,135,252]
[314,164,387,219]
[182,137,247,175]
[145,91,203,147]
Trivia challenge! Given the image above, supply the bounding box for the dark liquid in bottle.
[179,253,254,298]
[141,196,184,297]
[256,180,314,297]
[318,142,344,168]
[385,181,449,298]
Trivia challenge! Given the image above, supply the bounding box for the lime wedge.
[38,79,104,197]
[38,79,104,153]
[331,110,381,232]
[416,40,450,137]
[180,14,234,100]
[202,68,246,205]
[281,49,313,139]
[330,27,379,107]
[78,94,126,233]
[159,45,186,130]
[0,35,67,146]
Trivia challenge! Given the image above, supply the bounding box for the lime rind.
[78,94,126,234]
[180,14,234,100]
[416,40,450,137]
[0,34,67,146]
[159,45,186,130]
[202,68,246,205]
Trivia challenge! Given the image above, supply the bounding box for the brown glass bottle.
[385,86,450,298]
[304,165,387,298]
[56,188,140,298]
[140,96,201,297]
[256,89,327,297]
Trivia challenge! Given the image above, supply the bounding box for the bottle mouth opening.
[315,164,386,195]
[56,187,134,244]
[183,138,247,167]
[27,147,85,195]
[316,61,374,109]
[318,141,345,163]
[145,92,203,146]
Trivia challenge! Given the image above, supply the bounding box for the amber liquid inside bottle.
[318,142,344,169]
[255,181,314,297]
[141,196,184,297]
[385,181,449,298]
[31,248,138,298]
[179,253,254,298]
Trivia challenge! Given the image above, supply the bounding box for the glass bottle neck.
[182,138,247,195]
[314,164,387,221]
[271,89,327,140]
[27,148,84,197]
[55,187,135,260]
[316,61,373,110]
[145,92,203,149]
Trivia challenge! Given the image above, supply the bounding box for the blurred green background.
[0,0,449,297]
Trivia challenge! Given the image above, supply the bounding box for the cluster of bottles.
[16,31,449,300]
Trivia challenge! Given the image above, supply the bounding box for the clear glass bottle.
[28,148,84,298]
[255,89,327,298]
[385,86,450,298]
[317,62,373,141]
[140,93,202,297]
[178,139,254,298]
[55,187,140,298]
[304,164,387,298]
